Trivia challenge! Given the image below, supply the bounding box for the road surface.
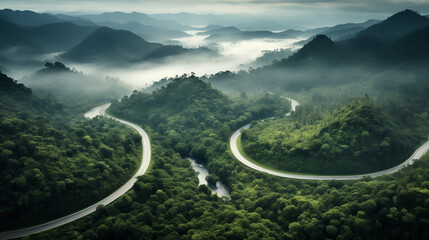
[230,98,429,180]
[0,103,151,240]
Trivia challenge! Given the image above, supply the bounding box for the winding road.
[3,96,429,239]
[0,104,151,240]
[230,98,429,180]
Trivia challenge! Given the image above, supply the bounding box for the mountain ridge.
[357,9,429,43]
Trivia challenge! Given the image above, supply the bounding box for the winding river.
[230,98,429,180]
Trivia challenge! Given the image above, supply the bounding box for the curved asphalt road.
[0,103,151,240]
[230,98,429,180]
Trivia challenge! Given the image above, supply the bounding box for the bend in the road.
[0,104,151,240]
[230,98,429,180]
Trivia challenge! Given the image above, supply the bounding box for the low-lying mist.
[64,32,302,89]
[1,30,303,92]
[20,62,131,103]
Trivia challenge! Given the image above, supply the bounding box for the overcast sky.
[2,0,429,27]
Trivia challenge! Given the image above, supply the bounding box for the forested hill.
[0,72,141,230]
[204,10,429,100]
[242,98,423,174]
[111,76,228,121]
[276,10,429,67]
[61,27,215,64]
[0,71,64,117]
[21,62,130,110]
[109,76,291,162]
[0,71,32,95]
[356,9,429,43]
[60,27,161,63]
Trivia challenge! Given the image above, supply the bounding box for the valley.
[1,5,429,240]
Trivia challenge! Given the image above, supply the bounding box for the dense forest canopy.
[241,97,428,174]
[30,76,429,240]
[0,72,141,230]
[0,6,429,240]
[109,75,291,165]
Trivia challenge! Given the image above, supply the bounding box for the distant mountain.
[279,27,330,38]
[319,19,380,40]
[293,20,380,46]
[276,29,306,38]
[27,22,97,52]
[197,26,241,36]
[202,24,224,31]
[98,21,190,42]
[275,11,429,68]
[0,9,59,26]
[151,12,222,27]
[0,18,42,54]
[79,12,193,31]
[150,12,296,30]
[0,18,96,54]
[285,35,340,64]
[61,27,215,64]
[61,27,162,63]
[55,14,97,26]
[203,26,329,42]
[357,9,429,43]
[162,39,182,46]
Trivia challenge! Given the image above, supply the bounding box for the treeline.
[0,72,141,230]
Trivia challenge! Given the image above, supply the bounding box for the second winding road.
[230,98,429,180]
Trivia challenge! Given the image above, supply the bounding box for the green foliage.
[242,97,421,174]
[27,73,429,240]
[0,72,141,230]
[109,75,291,163]
[35,148,429,240]
[3,10,429,240]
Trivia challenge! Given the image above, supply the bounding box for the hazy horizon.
[1,0,429,28]
[1,2,429,90]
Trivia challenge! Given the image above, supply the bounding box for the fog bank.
[65,31,302,89]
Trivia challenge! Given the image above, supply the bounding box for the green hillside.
[242,98,422,174]
[0,72,141,230]
[109,75,291,162]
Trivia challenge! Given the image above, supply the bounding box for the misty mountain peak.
[302,35,336,51]
[0,8,60,26]
[87,26,151,44]
[357,9,429,43]
[60,26,162,63]
[388,9,424,21]
[279,34,339,65]
[382,9,429,27]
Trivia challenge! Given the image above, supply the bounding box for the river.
[187,158,230,198]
